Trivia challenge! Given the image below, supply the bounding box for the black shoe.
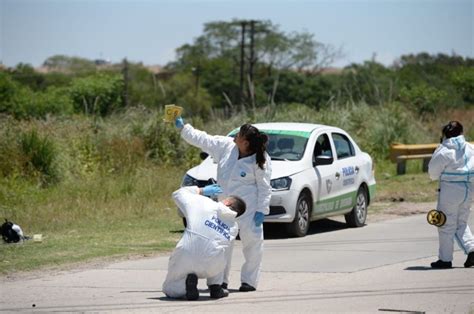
[430,260,452,269]
[221,282,228,290]
[185,273,199,300]
[239,282,256,292]
[209,284,229,299]
[464,252,474,268]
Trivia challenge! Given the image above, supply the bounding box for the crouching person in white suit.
[162,185,246,300]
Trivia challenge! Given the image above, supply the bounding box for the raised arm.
[179,122,233,160]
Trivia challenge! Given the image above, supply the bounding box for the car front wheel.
[345,187,367,227]
[287,192,311,237]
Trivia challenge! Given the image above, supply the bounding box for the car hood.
[270,160,308,178]
[187,157,308,181]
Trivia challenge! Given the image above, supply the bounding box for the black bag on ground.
[1,219,22,243]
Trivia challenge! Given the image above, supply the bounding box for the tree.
[43,55,97,75]
[340,61,397,106]
[169,19,342,110]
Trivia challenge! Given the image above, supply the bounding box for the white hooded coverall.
[162,186,239,298]
[181,124,272,288]
[428,135,474,262]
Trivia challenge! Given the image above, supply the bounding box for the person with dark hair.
[428,121,474,268]
[175,117,272,292]
[163,185,246,300]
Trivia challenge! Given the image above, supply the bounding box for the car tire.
[287,191,311,237]
[345,187,367,227]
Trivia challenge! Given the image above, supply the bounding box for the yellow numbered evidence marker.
[163,104,183,123]
[427,209,446,227]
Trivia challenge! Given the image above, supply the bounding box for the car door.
[329,132,360,212]
[311,132,338,217]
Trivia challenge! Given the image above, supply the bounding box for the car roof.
[253,122,336,133]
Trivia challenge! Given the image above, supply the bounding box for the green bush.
[0,119,24,178]
[0,72,74,118]
[0,72,21,115]
[19,130,59,185]
[0,124,59,186]
[138,112,199,167]
[126,63,163,109]
[97,135,146,174]
[399,84,447,116]
[16,87,74,118]
[69,74,124,116]
[164,73,212,119]
[452,68,474,104]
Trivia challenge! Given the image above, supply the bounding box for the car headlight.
[182,174,199,187]
[271,177,292,191]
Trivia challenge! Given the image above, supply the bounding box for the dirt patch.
[368,201,436,223]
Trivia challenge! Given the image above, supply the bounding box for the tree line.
[1,19,473,120]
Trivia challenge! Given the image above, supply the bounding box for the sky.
[1,0,473,68]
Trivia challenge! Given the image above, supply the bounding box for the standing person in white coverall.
[175,117,272,292]
[162,185,246,300]
[428,121,474,269]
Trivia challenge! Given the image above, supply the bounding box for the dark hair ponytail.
[239,124,268,169]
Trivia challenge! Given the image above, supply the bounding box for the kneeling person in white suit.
[163,185,246,300]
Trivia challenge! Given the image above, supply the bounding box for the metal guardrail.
[389,142,474,175]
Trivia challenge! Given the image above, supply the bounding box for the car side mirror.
[200,152,209,160]
[314,155,333,166]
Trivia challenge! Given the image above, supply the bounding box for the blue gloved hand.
[175,117,184,129]
[202,184,223,197]
[254,211,265,227]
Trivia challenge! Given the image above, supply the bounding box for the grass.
[1,218,180,274]
[373,159,438,203]
[0,164,186,275]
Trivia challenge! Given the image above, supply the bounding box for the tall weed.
[19,130,59,186]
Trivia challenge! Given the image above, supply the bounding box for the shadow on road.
[404,266,432,271]
[263,218,349,240]
[405,266,463,271]
[169,218,350,240]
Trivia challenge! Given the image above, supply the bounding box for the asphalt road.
[1,213,474,313]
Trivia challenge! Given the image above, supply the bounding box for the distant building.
[94,59,111,66]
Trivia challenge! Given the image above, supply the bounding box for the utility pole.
[249,20,256,85]
[239,21,247,112]
[192,62,201,97]
[122,58,129,108]
[248,20,257,110]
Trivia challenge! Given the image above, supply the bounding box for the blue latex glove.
[175,117,184,129]
[202,184,223,197]
[254,211,265,227]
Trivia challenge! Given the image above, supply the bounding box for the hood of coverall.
[442,135,466,151]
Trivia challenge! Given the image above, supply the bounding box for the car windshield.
[229,129,310,161]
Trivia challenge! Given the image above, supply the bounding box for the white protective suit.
[181,124,272,288]
[428,135,474,262]
[162,186,239,298]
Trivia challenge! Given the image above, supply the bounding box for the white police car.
[182,122,376,237]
